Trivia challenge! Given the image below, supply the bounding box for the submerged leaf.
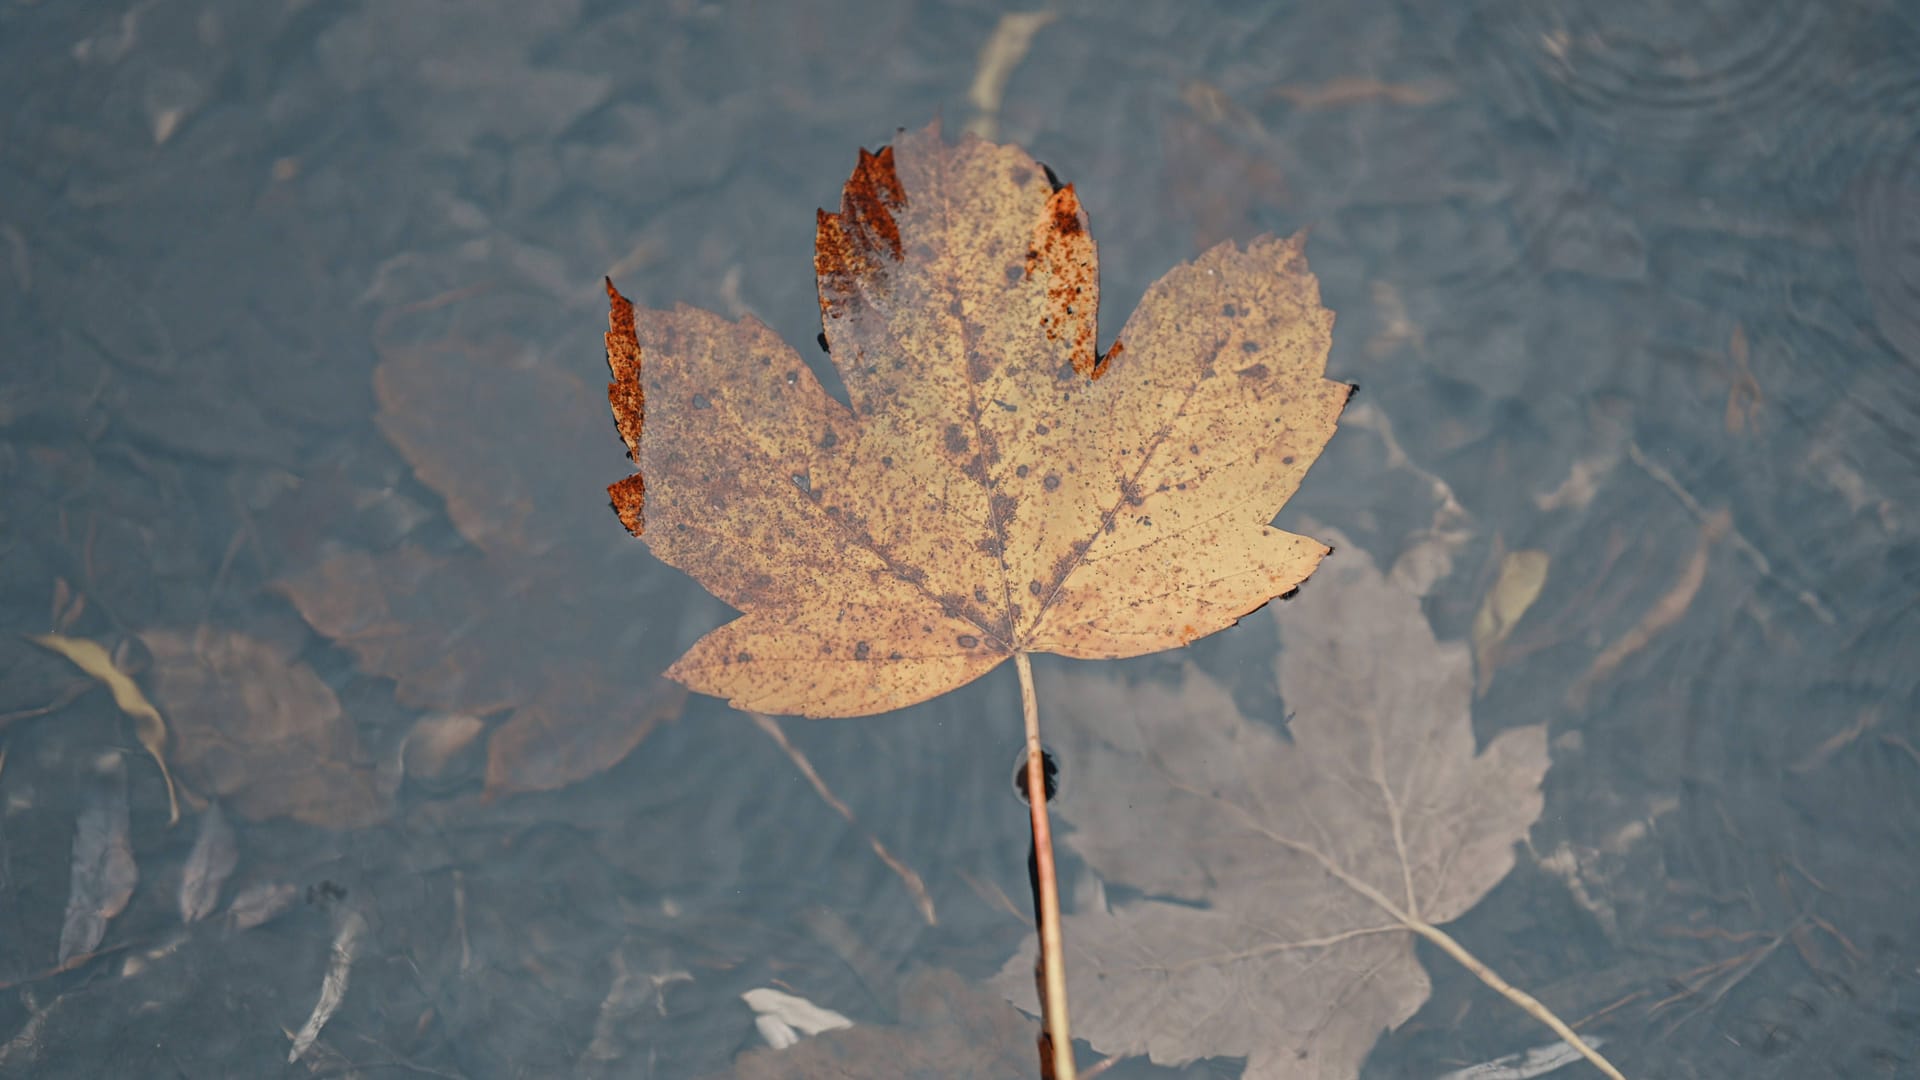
[742,987,853,1049]
[276,305,684,796]
[605,121,1348,717]
[994,536,1555,1080]
[482,675,686,796]
[178,802,239,924]
[226,881,299,931]
[1472,548,1550,694]
[29,633,181,824]
[719,969,1034,1080]
[288,908,367,1063]
[59,754,137,963]
[140,630,390,828]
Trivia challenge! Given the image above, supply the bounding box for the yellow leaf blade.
[29,633,182,825]
[668,605,1006,718]
[606,124,1348,717]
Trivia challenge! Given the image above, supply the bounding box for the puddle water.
[1,2,1915,1076]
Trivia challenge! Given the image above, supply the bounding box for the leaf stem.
[1016,651,1075,1080]
[1407,918,1626,1080]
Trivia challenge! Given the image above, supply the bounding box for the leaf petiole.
[1017,651,1075,1080]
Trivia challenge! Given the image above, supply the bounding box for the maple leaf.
[141,629,392,828]
[276,295,684,796]
[990,533,1586,1080]
[604,122,1349,717]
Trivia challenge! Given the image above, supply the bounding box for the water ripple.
[1465,2,1842,174]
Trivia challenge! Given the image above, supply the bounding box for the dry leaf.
[59,754,137,964]
[140,629,391,828]
[718,969,1035,1079]
[604,121,1348,717]
[993,536,1559,1080]
[28,633,181,824]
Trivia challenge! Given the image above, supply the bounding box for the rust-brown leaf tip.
[604,277,646,536]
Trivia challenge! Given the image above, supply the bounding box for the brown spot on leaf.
[1043,472,1061,492]
[1238,363,1270,381]
[957,634,980,649]
[990,492,1017,527]
[945,423,969,455]
[1047,539,1092,591]
[854,641,871,659]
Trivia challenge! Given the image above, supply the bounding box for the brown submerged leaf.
[276,305,685,796]
[605,122,1348,717]
[276,546,684,797]
[992,535,1560,1080]
[140,629,391,828]
[717,969,1035,1080]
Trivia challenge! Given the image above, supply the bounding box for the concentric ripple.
[1468,1,1838,160]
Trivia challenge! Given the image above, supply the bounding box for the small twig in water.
[748,711,937,926]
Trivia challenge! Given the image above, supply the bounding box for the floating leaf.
[604,121,1348,717]
[993,535,1618,1080]
[29,633,181,824]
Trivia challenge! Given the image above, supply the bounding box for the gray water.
[2,1,1917,1077]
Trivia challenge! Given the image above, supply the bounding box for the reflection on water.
[1,1,1917,1076]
